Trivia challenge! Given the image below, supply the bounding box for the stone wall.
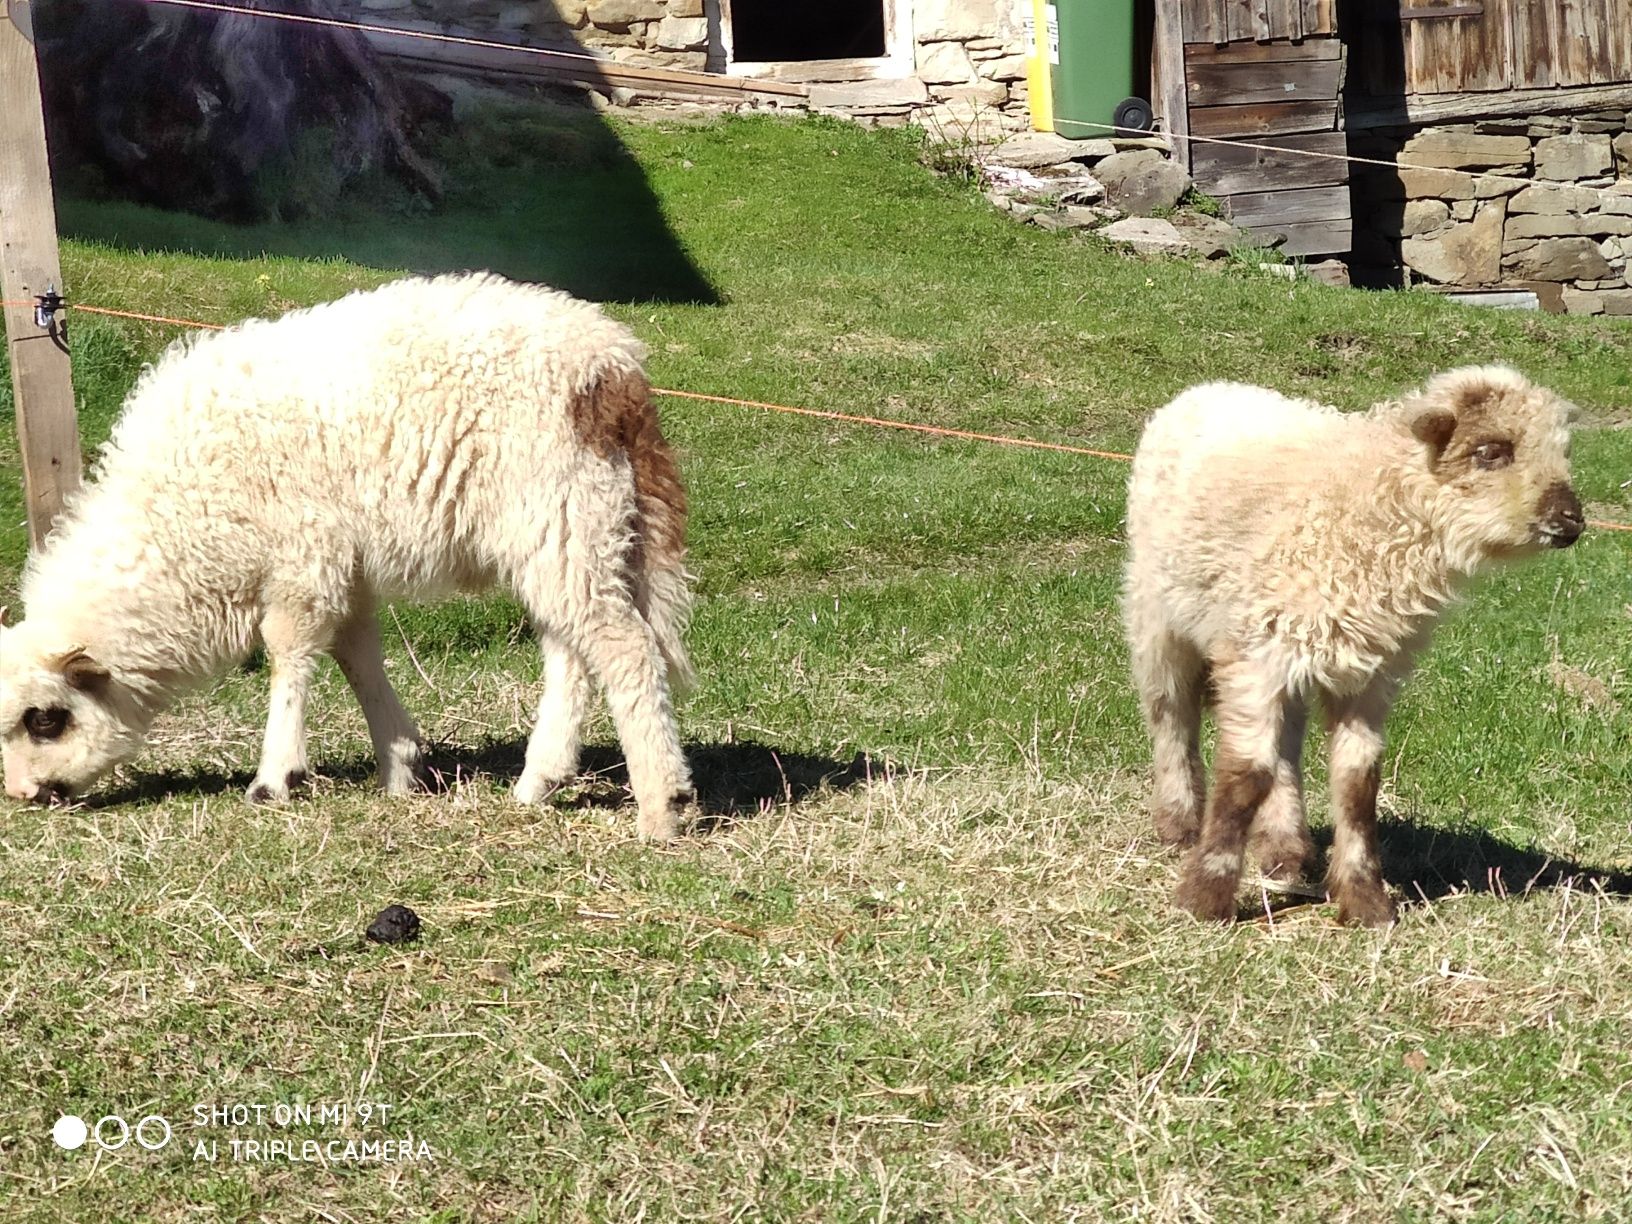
[340,0,1030,130]
[1352,113,1632,314]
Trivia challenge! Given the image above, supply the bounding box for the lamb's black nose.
[33,782,72,807]
[1539,482,1584,547]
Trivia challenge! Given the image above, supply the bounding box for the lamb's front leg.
[247,607,330,803]
[1325,678,1399,928]
[1174,660,1283,922]
[1248,696,1312,884]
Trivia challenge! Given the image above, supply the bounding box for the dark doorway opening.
[730,0,886,62]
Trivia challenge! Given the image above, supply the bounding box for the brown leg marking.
[1175,756,1273,923]
[1328,759,1396,928]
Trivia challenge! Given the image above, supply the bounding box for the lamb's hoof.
[1174,865,1239,924]
[1334,885,1397,929]
[382,755,434,797]
[246,769,307,805]
[638,790,699,842]
[512,774,565,806]
[1253,840,1314,886]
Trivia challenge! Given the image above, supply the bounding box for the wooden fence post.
[0,0,80,549]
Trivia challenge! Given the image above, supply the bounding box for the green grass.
[5,108,1632,1220]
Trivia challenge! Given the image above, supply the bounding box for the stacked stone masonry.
[1353,114,1632,315]
[337,0,1030,130]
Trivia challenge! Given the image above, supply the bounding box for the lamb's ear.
[55,648,110,694]
[1407,401,1458,456]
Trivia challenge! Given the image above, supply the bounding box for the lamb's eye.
[22,707,69,741]
[1471,440,1514,470]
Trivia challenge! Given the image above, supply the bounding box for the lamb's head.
[1403,364,1583,565]
[0,620,149,804]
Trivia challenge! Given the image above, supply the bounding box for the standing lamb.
[1124,366,1583,926]
[0,272,698,840]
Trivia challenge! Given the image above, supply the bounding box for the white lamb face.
[0,623,144,804]
[1406,366,1582,562]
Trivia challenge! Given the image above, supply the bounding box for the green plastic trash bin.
[1048,1,1152,139]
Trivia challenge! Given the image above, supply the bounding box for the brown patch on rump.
[569,367,688,575]
[1174,755,1272,923]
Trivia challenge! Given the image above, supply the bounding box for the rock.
[1508,184,1601,214]
[1302,258,1351,287]
[1055,174,1106,204]
[1394,167,1476,200]
[1167,211,1252,258]
[917,39,974,84]
[1615,132,1632,173]
[1400,130,1532,170]
[935,80,1009,107]
[1099,217,1190,255]
[1561,287,1607,315]
[1400,199,1451,237]
[1533,134,1613,181]
[667,0,703,14]
[980,54,1027,82]
[1506,212,1632,240]
[1450,200,1476,221]
[365,904,422,945]
[810,78,930,108]
[1503,237,1613,282]
[1094,149,1190,215]
[915,0,1002,40]
[1401,197,1505,283]
[586,0,663,29]
[988,130,1090,169]
[1030,205,1112,231]
[654,15,708,50]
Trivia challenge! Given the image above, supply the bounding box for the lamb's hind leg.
[1248,695,1312,884]
[248,604,332,803]
[1325,678,1398,928]
[514,631,591,805]
[1174,657,1284,923]
[1130,626,1207,848]
[330,608,428,795]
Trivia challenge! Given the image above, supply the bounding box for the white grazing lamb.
[0,272,698,840]
[1124,365,1583,926]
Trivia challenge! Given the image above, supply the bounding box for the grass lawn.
[6,104,1632,1221]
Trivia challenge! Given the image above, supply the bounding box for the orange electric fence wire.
[7,296,1632,532]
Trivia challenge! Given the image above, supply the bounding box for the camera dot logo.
[52,1115,89,1151]
[53,1113,172,1152]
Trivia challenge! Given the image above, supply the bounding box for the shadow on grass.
[1240,817,1632,920]
[104,738,867,829]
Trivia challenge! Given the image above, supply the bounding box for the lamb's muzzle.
[1537,481,1584,547]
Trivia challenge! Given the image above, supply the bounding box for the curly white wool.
[0,271,696,839]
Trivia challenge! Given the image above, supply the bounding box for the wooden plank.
[1192,130,1349,194]
[0,0,80,547]
[1607,0,1632,89]
[1511,0,1558,90]
[1227,0,1256,43]
[1241,217,1351,256]
[1404,0,1511,93]
[1179,0,1220,44]
[1188,98,1338,137]
[1563,0,1610,87]
[1186,57,1342,106]
[363,29,807,99]
[1300,0,1337,37]
[1252,0,1273,41]
[1154,2,1191,172]
[1348,81,1632,127]
[1184,36,1341,63]
[1222,183,1350,226]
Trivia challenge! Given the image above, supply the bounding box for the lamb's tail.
[603,367,695,696]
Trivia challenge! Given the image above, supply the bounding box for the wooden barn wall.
[1352,0,1632,98]
[1179,29,1351,257]
[1180,0,1337,44]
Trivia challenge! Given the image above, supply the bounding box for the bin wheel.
[1113,97,1154,133]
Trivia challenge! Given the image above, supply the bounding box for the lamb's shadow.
[103,738,868,831]
[1303,814,1632,909]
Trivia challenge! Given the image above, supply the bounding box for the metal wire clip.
[34,284,65,329]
